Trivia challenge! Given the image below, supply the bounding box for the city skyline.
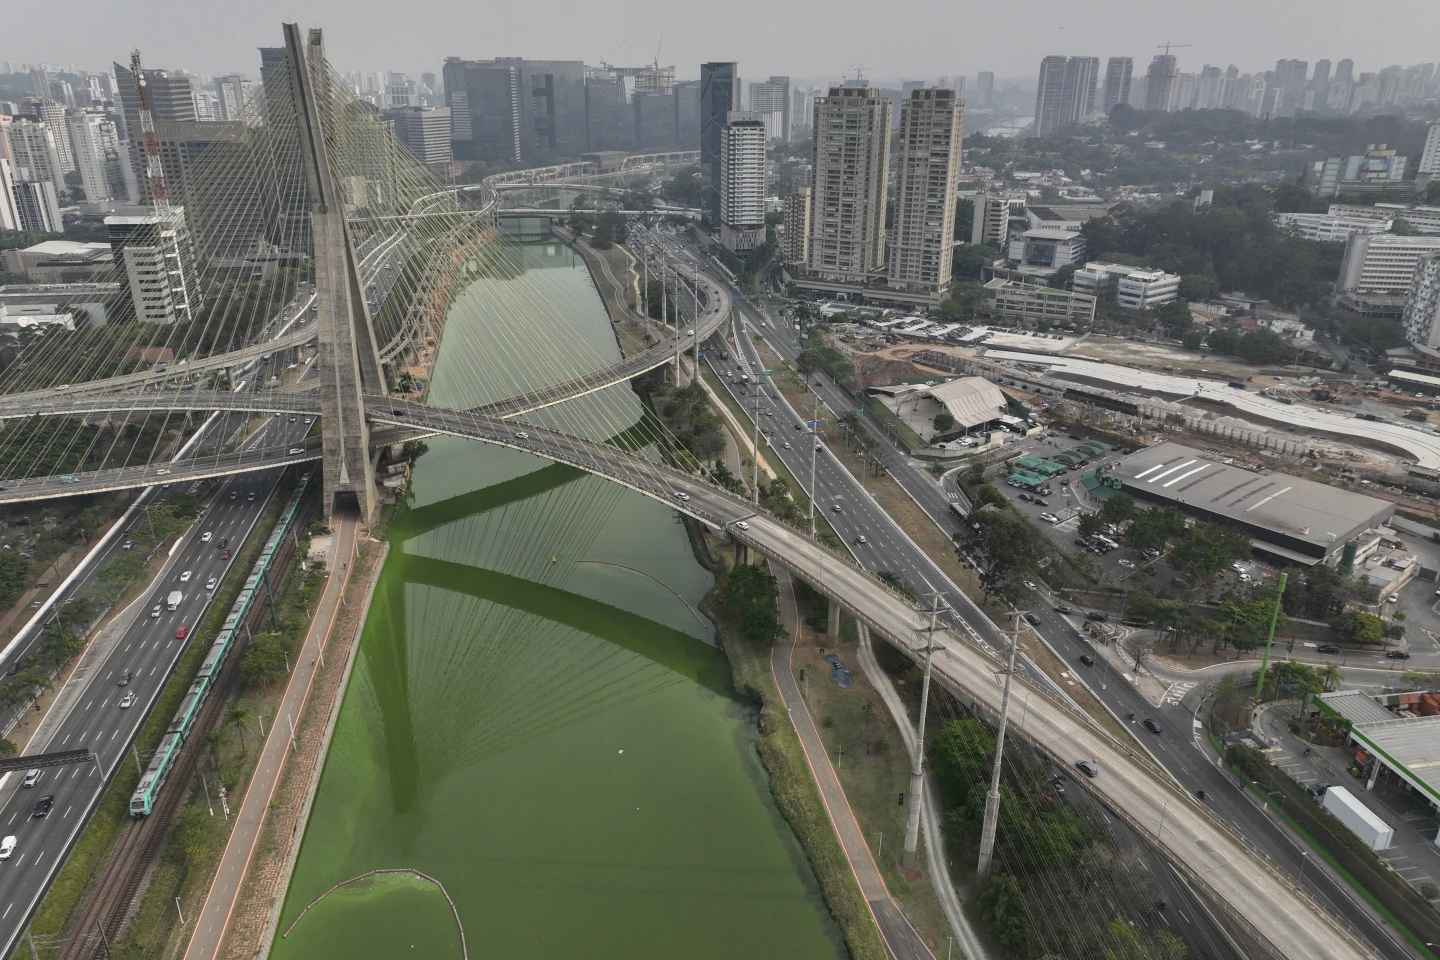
[2,0,1435,89]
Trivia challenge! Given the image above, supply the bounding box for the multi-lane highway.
[0,413,311,960]
[631,226,1416,960]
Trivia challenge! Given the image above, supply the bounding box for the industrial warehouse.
[1106,442,1396,565]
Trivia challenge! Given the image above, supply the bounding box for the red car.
[220,550,231,560]
[175,625,189,640]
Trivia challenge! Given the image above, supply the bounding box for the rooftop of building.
[1078,261,1179,280]
[18,241,112,258]
[1112,441,1394,551]
[1317,690,1440,802]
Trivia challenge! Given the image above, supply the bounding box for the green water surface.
[270,239,842,959]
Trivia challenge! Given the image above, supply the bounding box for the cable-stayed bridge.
[0,23,1385,960]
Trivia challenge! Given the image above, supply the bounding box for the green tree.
[1167,521,1251,581]
[170,806,212,871]
[241,634,288,689]
[1078,511,1106,537]
[877,570,918,601]
[952,244,997,280]
[1099,492,1135,526]
[0,738,15,758]
[1156,301,1194,337]
[227,705,251,751]
[719,564,785,644]
[1181,329,1205,350]
[933,412,956,433]
[1336,610,1384,646]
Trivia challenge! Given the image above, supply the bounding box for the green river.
[269,237,843,959]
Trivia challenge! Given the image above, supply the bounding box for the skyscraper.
[699,62,738,227]
[67,111,131,204]
[1103,57,1133,112]
[1034,56,1097,136]
[1334,59,1354,85]
[889,88,964,296]
[30,100,74,173]
[3,119,66,197]
[1063,57,1099,123]
[1273,59,1309,116]
[748,76,791,141]
[11,179,61,232]
[441,58,586,163]
[976,72,994,108]
[1033,56,1069,137]
[719,111,767,253]
[1143,55,1178,111]
[807,82,891,283]
[0,158,21,231]
[1419,121,1440,177]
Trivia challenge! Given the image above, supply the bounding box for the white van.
[22,769,39,788]
[0,836,14,860]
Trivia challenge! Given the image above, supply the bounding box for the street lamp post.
[807,389,821,537]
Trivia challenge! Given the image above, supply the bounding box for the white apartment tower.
[1402,253,1440,347]
[0,159,25,231]
[11,180,62,232]
[3,119,67,196]
[748,77,791,142]
[719,111,768,253]
[30,100,74,172]
[1420,121,1440,177]
[807,82,892,283]
[67,111,127,205]
[889,88,964,296]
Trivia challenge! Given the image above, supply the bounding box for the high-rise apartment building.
[386,72,415,110]
[1273,59,1309,116]
[748,76,791,142]
[1033,56,1068,137]
[0,159,20,232]
[888,88,964,297]
[1420,121,1440,177]
[807,82,892,283]
[970,195,1025,247]
[214,75,251,122]
[1143,55,1178,111]
[10,179,62,233]
[391,106,453,164]
[719,112,767,253]
[106,208,203,324]
[1403,254,1440,347]
[1103,57,1133,112]
[30,100,74,173]
[1338,233,1440,295]
[1035,56,1098,136]
[67,111,132,205]
[782,188,810,263]
[976,72,994,108]
[699,62,738,227]
[3,119,67,197]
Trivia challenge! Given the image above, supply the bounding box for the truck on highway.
[1322,785,1393,850]
[166,590,183,611]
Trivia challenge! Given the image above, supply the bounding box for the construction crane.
[1155,42,1193,56]
[131,50,169,211]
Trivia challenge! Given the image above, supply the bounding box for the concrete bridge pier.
[827,597,842,645]
[731,536,751,565]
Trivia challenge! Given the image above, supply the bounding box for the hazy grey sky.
[5,0,1434,83]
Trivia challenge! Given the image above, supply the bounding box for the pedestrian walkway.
[182,511,360,960]
[769,562,935,960]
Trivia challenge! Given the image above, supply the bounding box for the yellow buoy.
[551,555,558,563]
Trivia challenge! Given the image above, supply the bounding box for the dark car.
[5,662,17,676]
[1054,604,1073,614]
[1386,650,1410,660]
[117,671,132,687]
[1074,759,1099,778]
[1024,613,1041,627]
[1079,654,1095,667]
[219,538,228,549]
[32,795,55,819]
[1087,611,1109,622]
[1143,718,1163,734]
[1316,644,1341,654]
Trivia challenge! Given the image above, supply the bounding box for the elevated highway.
[362,395,1377,960]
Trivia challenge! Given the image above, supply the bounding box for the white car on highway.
[179,570,192,582]
[201,532,213,543]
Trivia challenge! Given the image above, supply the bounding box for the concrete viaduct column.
[827,597,842,646]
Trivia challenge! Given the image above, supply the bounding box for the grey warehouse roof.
[1317,690,1397,725]
[1112,442,1393,552]
[1352,717,1440,802]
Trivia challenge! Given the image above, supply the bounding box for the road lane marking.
[62,806,71,818]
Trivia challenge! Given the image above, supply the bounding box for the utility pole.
[902,593,944,869]
[807,388,821,537]
[692,261,701,373]
[977,610,1023,877]
[1253,572,1290,701]
[659,252,670,383]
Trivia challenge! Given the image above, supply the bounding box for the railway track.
[51,499,309,960]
